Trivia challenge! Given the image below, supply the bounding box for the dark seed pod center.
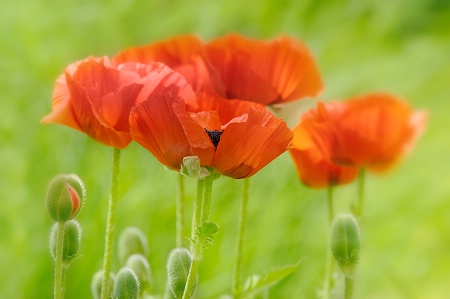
[205,129,224,148]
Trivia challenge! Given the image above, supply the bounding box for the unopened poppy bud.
[125,254,152,294]
[112,268,140,299]
[180,156,210,178]
[167,248,196,299]
[118,227,149,264]
[330,213,361,277]
[91,270,116,299]
[49,220,82,267]
[45,174,86,222]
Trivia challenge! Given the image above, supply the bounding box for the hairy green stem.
[181,257,201,299]
[191,179,205,252]
[232,178,250,298]
[184,169,215,298]
[200,168,214,224]
[54,221,65,299]
[176,174,185,248]
[100,148,121,299]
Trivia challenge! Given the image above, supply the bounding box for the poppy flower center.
[204,129,224,148]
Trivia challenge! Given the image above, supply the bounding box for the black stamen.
[205,129,224,148]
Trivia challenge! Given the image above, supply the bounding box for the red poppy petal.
[212,107,292,178]
[41,74,82,130]
[130,94,193,170]
[113,35,205,67]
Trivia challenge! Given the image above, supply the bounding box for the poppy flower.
[204,33,323,105]
[289,102,358,188]
[129,92,292,179]
[330,93,427,172]
[41,57,193,148]
[113,35,224,95]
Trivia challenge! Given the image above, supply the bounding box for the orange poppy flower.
[112,35,224,95]
[204,33,324,105]
[289,102,358,188]
[330,93,427,172]
[41,57,192,148]
[129,92,292,179]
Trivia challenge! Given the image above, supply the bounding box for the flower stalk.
[232,178,250,297]
[54,221,65,299]
[176,174,185,248]
[100,148,121,299]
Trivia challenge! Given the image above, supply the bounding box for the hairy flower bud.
[49,220,82,267]
[330,213,361,277]
[118,227,149,264]
[112,268,140,299]
[91,270,116,299]
[167,248,196,299]
[125,254,152,294]
[45,174,86,222]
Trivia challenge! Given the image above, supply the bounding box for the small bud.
[125,254,152,294]
[167,248,196,299]
[49,220,82,267]
[45,174,86,222]
[112,268,140,299]
[180,156,210,178]
[118,227,149,264]
[91,270,116,299]
[330,213,361,277]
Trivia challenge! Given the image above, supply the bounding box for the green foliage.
[238,261,302,299]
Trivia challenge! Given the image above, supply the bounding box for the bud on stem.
[330,213,361,277]
[45,174,86,222]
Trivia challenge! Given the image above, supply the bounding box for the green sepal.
[91,270,116,299]
[125,254,152,295]
[49,220,82,267]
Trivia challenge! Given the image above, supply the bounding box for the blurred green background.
[1,0,450,298]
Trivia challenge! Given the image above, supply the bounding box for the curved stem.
[100,148,121,299]
[232,178,250,298]
[54,221,65,299]
[345,276,353,299]
[181,258,201,299]
[176,174,185,248]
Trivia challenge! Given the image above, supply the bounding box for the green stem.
[200,168,214,224]
[345,276,353,299]
[100,148,121,299]
[191,178,205,252]
[54,221,65,299]
[232,178,250,298]
[176,174,185,248]
[323,186,335,299]
[181,258,201,299]
[184,169,215,298]
[354,168,366,217]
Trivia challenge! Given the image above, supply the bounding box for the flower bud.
[91,270,116,299]
[112,268,140,299]
[118,227,149,264]
[330,213,361,277]
[45,174,86,222]
[49,220,82,267]
[125,254,152,294]
[167,248,196,299]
